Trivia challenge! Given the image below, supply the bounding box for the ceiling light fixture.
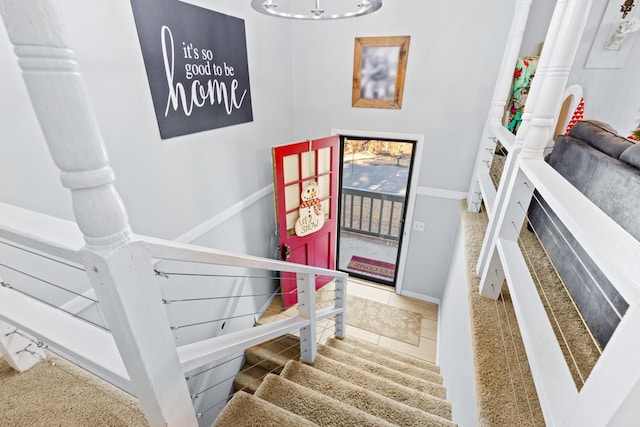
[251,0,383,20]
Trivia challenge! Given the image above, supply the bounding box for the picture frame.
[352,36,410,109]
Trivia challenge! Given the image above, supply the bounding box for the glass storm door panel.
[338,137,415,286]
[272,136,339,308]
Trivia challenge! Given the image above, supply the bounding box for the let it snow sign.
[130,0,253,139]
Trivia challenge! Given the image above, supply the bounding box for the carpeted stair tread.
[212,391,318,427]
[312,353,452,420]
[341,336,440,373]
[233,363,270,394]
[325,337,443,384]
[317,344,447,399]
[281,360,456,427]
[255,374,395,426]
[244,334,301,373]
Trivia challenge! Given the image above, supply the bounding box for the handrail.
[0,202,84,265]
[489,121,516,150]
[143,235,348,279]
[177,306,341,372]
[520,158,640,303]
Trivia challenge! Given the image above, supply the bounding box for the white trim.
[416,186,468,200]
[332,128,425,296]
[399,289,441,305]
[174,184,274,243]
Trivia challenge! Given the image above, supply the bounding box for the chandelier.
[250,0,383,20]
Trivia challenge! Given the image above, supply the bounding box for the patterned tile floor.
[258,278,438,363]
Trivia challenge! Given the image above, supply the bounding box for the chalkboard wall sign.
[130,0,253,139]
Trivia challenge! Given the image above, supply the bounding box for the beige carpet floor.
[0,352,147,426]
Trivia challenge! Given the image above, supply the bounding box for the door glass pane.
[317,147,331,174]
[317,175,330,199]
[301,150,316,179]
[338,138,414,285]
[286,212,298,231]
[321,199,330,220]
[283,154,299,184]
[285,184,300,212]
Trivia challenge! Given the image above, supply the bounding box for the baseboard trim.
[400,290,440,305]
[416,186,467,200]
[174,184,274,243]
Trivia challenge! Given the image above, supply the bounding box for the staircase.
[214,335,456,426]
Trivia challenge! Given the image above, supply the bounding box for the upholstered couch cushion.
[569,119,633,159]
[620,143,640,169]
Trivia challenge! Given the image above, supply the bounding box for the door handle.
[281,244,291,261]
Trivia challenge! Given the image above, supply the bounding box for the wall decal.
[130,0,253,139]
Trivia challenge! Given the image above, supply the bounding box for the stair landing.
[257,278,438,363]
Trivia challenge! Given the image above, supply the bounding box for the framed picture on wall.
[352,36,410,109]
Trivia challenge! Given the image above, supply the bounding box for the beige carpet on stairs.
[217,334,456,427]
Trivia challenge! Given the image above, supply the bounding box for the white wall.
[402,195,462,300]
[288,1,515,299]
[0,0,294,243]
[438,213,478,427]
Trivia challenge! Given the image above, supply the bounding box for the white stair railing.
[0,2,348,426]
[474,0,640,425]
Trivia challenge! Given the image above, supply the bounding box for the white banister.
[467,0,533,212]
[334,275,346,339]
[519,159,640,303]
[497,238,578,425]
[298,272,318,363]
[176,307,343,372]
[144,235,348,278]
[476,0,570,277]
[488,122,516,150]
[0,202,84,265]
[520,0,593,159]
[561,304,640,426]
[0,1,196,425]
[477,0,592,297]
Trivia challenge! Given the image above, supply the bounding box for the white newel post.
[0,2,197,426]
[476,0,569,278]
[334,275,346,339]
[297,273,317,363]
[467,0,532,213]
[478,0,594,299]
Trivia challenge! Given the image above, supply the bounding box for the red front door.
[272,136,340,308]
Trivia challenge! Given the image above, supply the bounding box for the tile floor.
[258,277,438,364]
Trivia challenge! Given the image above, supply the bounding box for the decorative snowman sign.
[294,181,325,237]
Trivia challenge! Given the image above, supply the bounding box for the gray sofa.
[528,120,640,348]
